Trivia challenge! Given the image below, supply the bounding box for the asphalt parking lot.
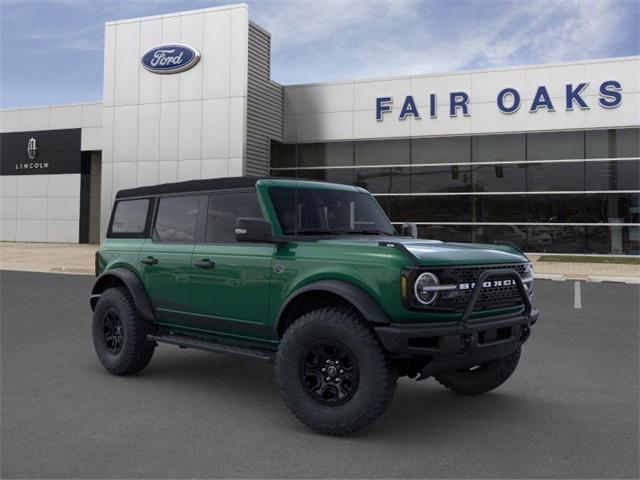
[1,270,638,479]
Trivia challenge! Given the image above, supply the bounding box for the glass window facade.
[270,128,640,254]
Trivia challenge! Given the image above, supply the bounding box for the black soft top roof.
[115,176,269,199]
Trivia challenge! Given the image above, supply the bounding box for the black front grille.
[432,263,529,311]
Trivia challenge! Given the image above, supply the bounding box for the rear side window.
[154,195,201,243]
[206,190,263,243]
[110,199,150,235]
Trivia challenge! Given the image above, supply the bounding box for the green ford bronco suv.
[91,177,538,435]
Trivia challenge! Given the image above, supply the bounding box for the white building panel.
[179,14,205,102]
[47,197,80,220]
[138,19,163,105]
[410,73,472,108]
[101,106,114,154]
[159,102,179,161]
[17,175,48,197]
[0,196,17,219]
[178,100,202,160]
[158,160,178,183]
[354,78,411,112]
[584,91,640,129]
[113,106,138,162]
[17,197,48,220]
[229,7,249,99]
[113,21,141,106]
[524,63,586,101]
[50,105,82,130]
[81,126,103,151]
[0,109,19,133]
[291,83,354,115]
[202,98,230,159]
[0,175,18,196]
[137,103,161,161]
[47,219,79,243]
[285,57,639,142]
[0,220,17,241]
[16,220,47,242]
[81,103,103,128]
[471,68,526,105]
[103,25,116,107]
[202,158,229,178]
[136,161,159,187]
[18,107,50,131]
[48,174,81,198]
[177,159,202,181]
[160,16,181,103]
[585,58,639,94]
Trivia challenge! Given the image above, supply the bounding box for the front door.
[189,190,275,342]
[139,194,206,327]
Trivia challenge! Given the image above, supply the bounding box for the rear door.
[189,189,275,340]
[138,194,206,327]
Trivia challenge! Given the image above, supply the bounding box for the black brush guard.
[374,269,538,380]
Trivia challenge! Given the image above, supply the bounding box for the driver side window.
[206,190,263,243]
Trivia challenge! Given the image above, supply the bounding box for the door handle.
[194,259,215,269]
[140,256,158,265]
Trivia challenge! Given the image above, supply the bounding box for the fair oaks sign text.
[376,80,622,121]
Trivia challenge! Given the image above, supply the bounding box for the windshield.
[268,187,396,236]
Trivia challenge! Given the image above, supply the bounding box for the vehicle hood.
[317,236,528,266]
[398,239,527,266]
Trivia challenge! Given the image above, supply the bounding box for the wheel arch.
[276,280,391,337]
[90,267,155,321]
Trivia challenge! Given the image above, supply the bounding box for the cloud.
[254,0,637,84]
[0,0,637,107]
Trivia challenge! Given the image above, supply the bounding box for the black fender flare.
[90,267,155,321]
[276,280,391,335]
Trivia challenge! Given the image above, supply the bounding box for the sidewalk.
[1,242,639,283]
[0,242,97,275]
[527,254,640,284]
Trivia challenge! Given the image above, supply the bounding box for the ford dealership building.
[0,4,638,254]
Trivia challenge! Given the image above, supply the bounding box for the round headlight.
[414,272,439,305]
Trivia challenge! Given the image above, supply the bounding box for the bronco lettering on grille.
[458,279,515,290]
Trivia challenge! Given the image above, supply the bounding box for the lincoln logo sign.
[141,44,201,74]
[16,137,48,171]
[376,80,622,120]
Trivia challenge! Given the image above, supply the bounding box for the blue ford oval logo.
[141,44,201,74]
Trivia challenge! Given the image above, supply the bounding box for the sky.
[0,0,638,108]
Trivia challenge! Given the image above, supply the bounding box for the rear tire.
[275,307,397,435]
[434,348,521,395]
[92,287,155,375]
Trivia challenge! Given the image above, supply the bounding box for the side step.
[147,333,274,362]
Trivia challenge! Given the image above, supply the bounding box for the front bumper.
[375,267,538,379]
[375,309,537,378]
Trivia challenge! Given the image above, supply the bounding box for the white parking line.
[574,281,582,309]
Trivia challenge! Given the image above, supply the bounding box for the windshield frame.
[266,185,397,238]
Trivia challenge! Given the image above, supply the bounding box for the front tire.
[275,307,397,435]
[434,348,521,395]
[92,287,155,375]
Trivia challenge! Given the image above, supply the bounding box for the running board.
[147,333,274,362]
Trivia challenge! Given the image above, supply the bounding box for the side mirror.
[401,222,418,238]
[235,218,286,244]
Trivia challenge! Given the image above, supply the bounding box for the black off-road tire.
[275,307,397,436]
[92,287,155,375]
[434,348,521,395]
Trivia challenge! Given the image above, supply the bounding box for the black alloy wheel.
[103,309,124,354]
[302,340,359,406]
